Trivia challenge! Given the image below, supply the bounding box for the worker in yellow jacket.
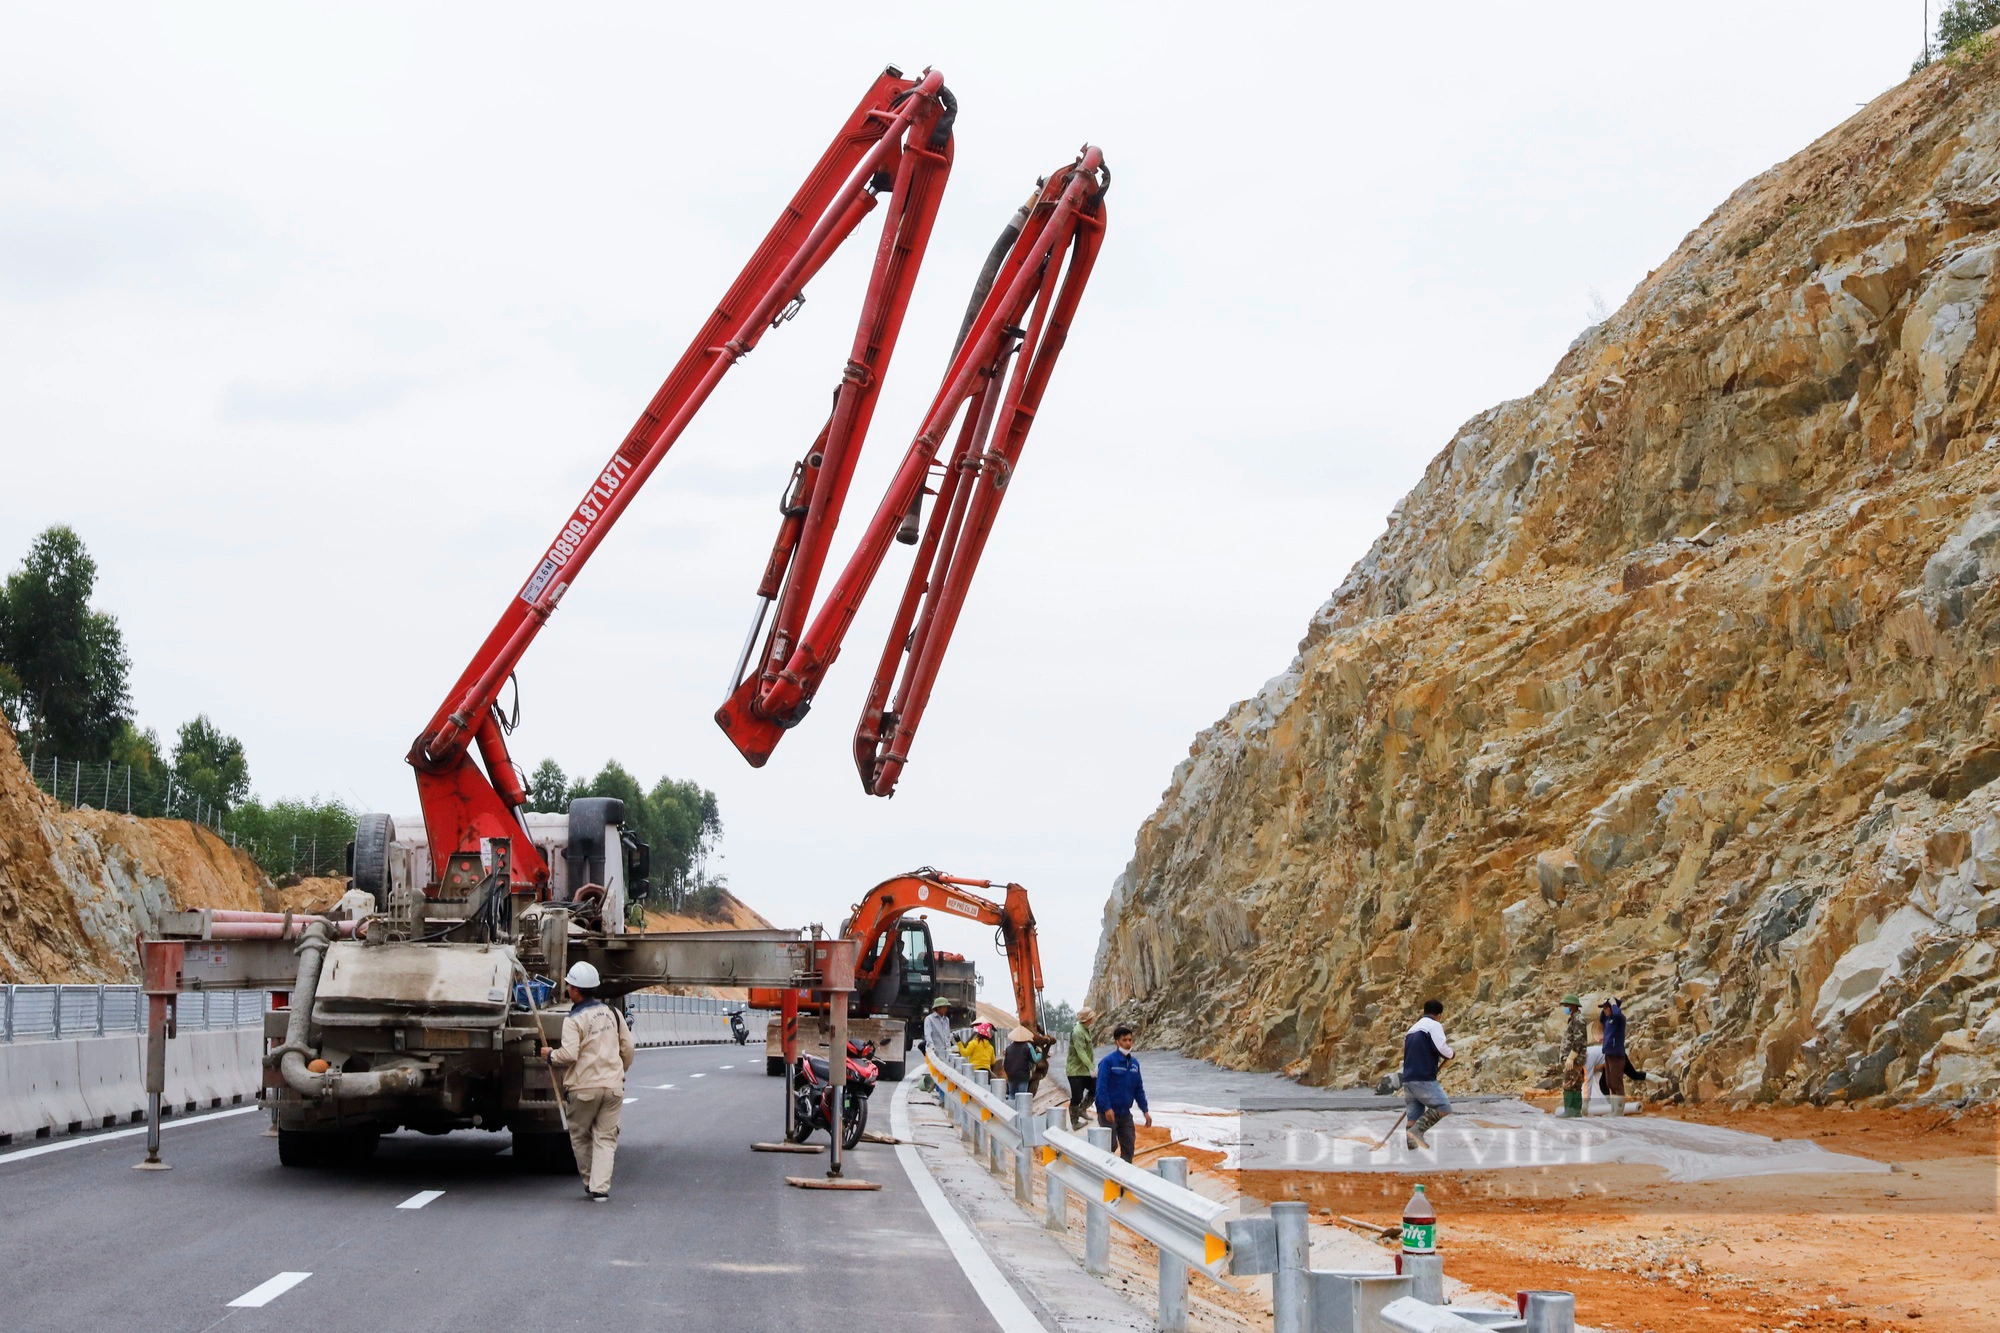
[957,1021,997,1075]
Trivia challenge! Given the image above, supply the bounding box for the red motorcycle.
[787,1039,879,1149]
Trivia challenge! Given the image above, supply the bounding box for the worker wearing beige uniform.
[540,961,635,1201]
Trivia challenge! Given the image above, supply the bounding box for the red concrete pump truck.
[136,67,1108,1172]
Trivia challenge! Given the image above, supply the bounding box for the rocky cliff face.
[0,713,272,983]
[1091,51,2000,1106]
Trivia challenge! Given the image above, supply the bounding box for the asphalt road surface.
[0,1045,999,1333]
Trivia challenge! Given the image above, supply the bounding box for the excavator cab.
[866,919,935,1015]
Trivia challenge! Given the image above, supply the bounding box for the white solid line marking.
[623,1097,637,1104]
[0,1105,260,1167]
[228,1272,311,1307]
[396,1190,445,1210]
[889,1076,1041,1333]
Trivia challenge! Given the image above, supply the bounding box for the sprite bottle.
[1401,1183,1437,1254]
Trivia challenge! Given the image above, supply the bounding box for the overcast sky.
[0,3,1928,1007]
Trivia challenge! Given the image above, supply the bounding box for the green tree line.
[4,525,723,894]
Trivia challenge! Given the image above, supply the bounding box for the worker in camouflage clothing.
[1557,993,1588,1118]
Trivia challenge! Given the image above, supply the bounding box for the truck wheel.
[352,813,396,909]
[879,1060,906,1083]
[766,1056,785,1077]
[277,1129,338,1168]
[512,1131,576,1174]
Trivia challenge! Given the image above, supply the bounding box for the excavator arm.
[837,870,1044,1033]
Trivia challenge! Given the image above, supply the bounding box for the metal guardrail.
[0,986,747,1045]
[928,1050,1230,1330]
[923,1050,1578,1333]
[1,985,267,1043]
[625,993,742,1016]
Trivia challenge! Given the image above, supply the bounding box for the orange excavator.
[753,869,1042,1081]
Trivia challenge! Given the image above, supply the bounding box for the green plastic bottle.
[1401,1183,1437,1254]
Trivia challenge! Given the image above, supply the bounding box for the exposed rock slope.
[0,712,272,983]
[1092,51,2000,1105]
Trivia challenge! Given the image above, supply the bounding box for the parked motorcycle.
[787,1039,879,1149]
[729,1009,750,1045]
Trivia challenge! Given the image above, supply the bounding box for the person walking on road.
[1558,993,1588,1118]
[539,961,635,1201]
[1066,1008,1098,1130]
[1095,1023,1150,1162]
[1401,999,1454,1150]
[1598,997,1628,1115]
[1002,1025,1042,1097]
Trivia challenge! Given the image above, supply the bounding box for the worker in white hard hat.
[539,960,634,1201]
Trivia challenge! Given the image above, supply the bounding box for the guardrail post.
[1012,1091,1033,1203]
[1272,1200,1310,1333]
[53,985,64,1040]
[1403,1252,1444,1305]
[1155,1157,1191,1332]
[1042,1109,1069,1232]
[972,1070,991,1159]
[95,984,106,1037]
[1084,1125,1113,1276]
[1520,1290,1576,1332]
[3,985,12,1043]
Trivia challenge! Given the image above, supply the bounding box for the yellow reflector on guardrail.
[980,1107,992,1121]
[1040,1146,1057,1165]
[1103,1181,1122,1203]
[1206,1234,1228,1265]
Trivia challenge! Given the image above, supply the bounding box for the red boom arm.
[716,149,1109,795]
[408,68,954,886]
[403,66,1109,891]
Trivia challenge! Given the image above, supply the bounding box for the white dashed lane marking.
[623,1098,637,1104]
[228,1272,311,1308]
[652,1084,675,1090]
[690,1073,705,1079]
[718,1064,734,1070]
[396,1190,444,1210]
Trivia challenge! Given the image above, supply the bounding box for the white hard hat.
[564,961,601,990]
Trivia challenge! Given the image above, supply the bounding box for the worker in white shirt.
[1400,999,1454,1150]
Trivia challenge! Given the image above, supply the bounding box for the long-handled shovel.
[1369,1110,1408,1152]
[515,966,571,1139]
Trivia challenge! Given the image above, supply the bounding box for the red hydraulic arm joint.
[404,69,956,888]
[716,146,1110,793]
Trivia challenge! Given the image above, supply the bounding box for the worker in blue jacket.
[1598,997,1628,1115]
[1095,1023,1151,1162]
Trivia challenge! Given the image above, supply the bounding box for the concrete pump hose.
[274,919,423,1099]
[951,189,1036,355]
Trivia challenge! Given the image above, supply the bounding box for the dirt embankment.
[1120,1101,1995,1332]
[0,711,273,983]
[642,888,772,933]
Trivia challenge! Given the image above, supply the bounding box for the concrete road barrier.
[1,1029,263,1143]
[77,1034,146,1130]
[0,1041,88,1141]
